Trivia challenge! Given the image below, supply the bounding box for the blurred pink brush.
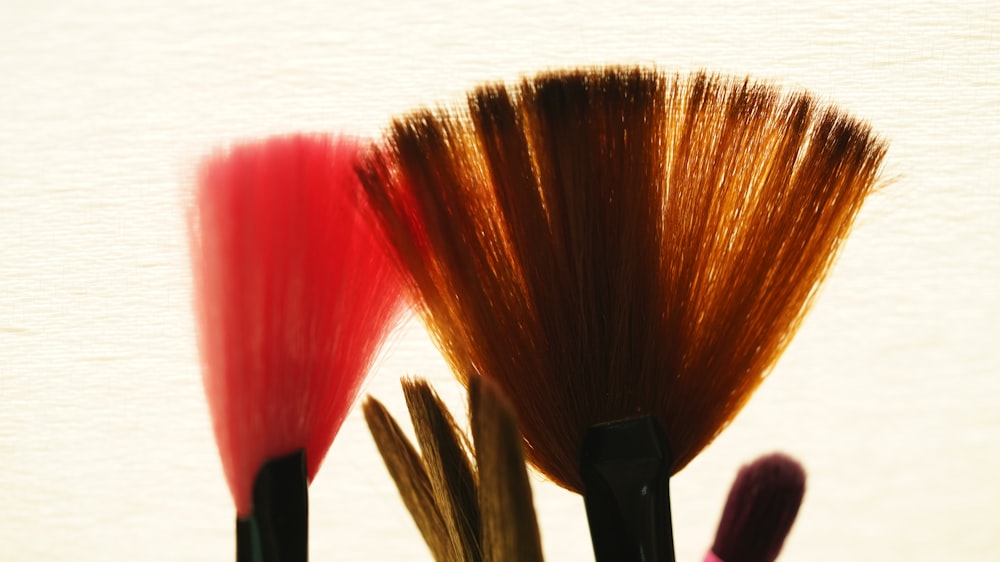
[190,134,404,561]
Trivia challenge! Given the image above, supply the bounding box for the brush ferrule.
[581,416,675,562]
[236,449,308,562]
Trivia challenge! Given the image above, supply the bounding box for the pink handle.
[703,552,725,562]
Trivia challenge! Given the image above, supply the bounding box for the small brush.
[364,375,543,562]
[189,134,404,562]
[359,66,885,562]
[706,453,807,562]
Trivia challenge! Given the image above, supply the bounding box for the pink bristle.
[190,134,404,515]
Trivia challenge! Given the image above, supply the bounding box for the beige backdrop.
[1,1,998,560]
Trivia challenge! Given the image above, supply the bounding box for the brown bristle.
[359,66,886,492]
[362,397,454,561]
[402,379,482,561]
[364,377,543,562]
[470,376,544,562]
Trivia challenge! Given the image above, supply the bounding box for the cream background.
[1,1,998,560]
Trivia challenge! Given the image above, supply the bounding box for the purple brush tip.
[709,452,806,562]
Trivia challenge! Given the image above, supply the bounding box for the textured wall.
[1,1,998,560]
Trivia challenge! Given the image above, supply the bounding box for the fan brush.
[359,67,885,561]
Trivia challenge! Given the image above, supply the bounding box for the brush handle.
[581,416,675,562]
[703,552,725,562]
[236,449,308,562]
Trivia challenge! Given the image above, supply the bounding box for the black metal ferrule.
[580,415,675,562]
[235,449,308,562]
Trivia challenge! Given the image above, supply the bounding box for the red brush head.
[710,452,807,562]
[189,134,404,515]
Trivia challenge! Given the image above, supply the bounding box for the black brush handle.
[236,449,308,562]
[581,416,675,562]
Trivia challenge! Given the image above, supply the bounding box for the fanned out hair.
[364,376,543,562]
[359,67,886,493]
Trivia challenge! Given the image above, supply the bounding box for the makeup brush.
[705,453,807,562]
[363,375,543,562]
[189,134,404,562]
[399,378,481,561]
[468,375,544,562]
[358,66,885,561]
[362,391,454,561]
